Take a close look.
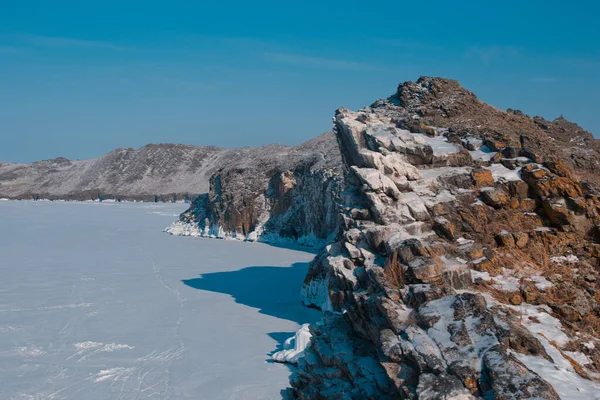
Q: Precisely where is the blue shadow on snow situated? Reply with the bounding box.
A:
[181,262,320,325]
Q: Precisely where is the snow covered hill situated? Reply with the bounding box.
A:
[0,133,339,202]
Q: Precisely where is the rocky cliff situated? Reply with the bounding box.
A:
[166,132,343,247]
[287,77,600,399]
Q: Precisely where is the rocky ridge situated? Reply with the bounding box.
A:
[286,78,600,399]
[166,132,343,247]
[0,135,342,209]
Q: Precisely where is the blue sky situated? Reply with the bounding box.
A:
[1,1,598,162]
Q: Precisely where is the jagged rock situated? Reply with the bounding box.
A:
[292,77,600,400]
[351,166,401,200]
[148,76,600,399]
[407,257,444,283]
[171,132,344,245]
[483,348,560,399]
[433,217,456,241]
[513,232,529,248]
[480,187,510,208]
[496,231,516,247]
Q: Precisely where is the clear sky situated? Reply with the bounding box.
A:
[1,1,598,162]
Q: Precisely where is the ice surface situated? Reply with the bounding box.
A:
[0,201,318,400]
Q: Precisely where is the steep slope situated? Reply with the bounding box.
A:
[286,78,600,399]
[166,132,344,247]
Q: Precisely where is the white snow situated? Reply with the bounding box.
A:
[412,133,459,155]
[530,275,553,290]
[477,289,600,398]
[506,302,571,347]
[469,146,497,161]
[0,201,319,400]
[485,163,522,182]
[271,323,312,364]
[462,136,497,161]
[471,268,553,291]
[513,335,600,399]
[551,255,579,264]
[165,220,331,249]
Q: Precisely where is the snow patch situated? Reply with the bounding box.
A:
[94,367,135,383]
[485,163,522,182]
[271,324,312,364]
[412,133,459,156]
[513,336,600,399]
[17,346,46,357]
[69,341,134,361]
[551,255,579,264]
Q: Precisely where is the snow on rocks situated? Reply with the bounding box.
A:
[351,166,401,200]
[290,104,573,399]
[164,220,203,237]
[271,324,312,364]
[550,255,579,264]
[514,336,600,399]
[485,163,522,182]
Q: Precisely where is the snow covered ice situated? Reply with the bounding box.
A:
[0,201,319,399]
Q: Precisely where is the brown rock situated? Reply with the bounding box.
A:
[496,231,515,247]
[555,305,582,322]
[508,180,530,199]
[542,200,570,227]
[480,188,510,208]
[520,198,537,212]
[433,217,456,241]
[509,293,523,305]
[545,158,574,180]
[472,258,495,273]
[522,287,539,303]
[407,257,444,283]
[484,139,507,152]
[458,208,487,233]
[513,232,529,248]
[471,168,494,187]
[469,247,485,259]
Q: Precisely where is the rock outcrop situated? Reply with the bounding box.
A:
[166,132,344,247]
[289,77,600,399]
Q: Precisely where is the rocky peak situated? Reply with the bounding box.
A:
[396,76,482,119]
[289,77,600,399]
[369,76,600,193]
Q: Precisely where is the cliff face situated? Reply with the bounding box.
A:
[166,132,344,247]
[290,78,600,399]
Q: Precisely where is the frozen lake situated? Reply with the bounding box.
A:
[0,201,319,400]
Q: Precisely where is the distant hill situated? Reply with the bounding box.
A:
[0,133,339,201]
